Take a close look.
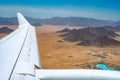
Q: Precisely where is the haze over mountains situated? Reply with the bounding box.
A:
[0,16,120,27]
[1,15,120,47]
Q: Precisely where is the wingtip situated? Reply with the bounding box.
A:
[17,12,21,16]
[17,12,30,27]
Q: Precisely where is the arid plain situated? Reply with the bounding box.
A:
[0,25,120,70]
[36,25,120,70]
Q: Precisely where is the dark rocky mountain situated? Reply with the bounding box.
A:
[59,26,120,47]
[78,36,120,47]
[0,16,120,27]
[101,25,120,32]
[0,17,42,26]
[112,21,120,26]
[57,28,71,33]
[0,17,18,25]
[0,27,14,34]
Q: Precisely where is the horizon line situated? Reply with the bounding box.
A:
[0,15,118,21]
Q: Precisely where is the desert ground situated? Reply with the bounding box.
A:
[36,25,120,70]
[0,25,120,70]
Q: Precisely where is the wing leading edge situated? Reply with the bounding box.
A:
[0,13,41,80]
[0,12,120,80]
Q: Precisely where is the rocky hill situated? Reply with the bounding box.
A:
[59,26,120,47]
[0,27,14,34]
[57,28,71,33]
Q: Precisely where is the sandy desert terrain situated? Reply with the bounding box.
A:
[36,25,120,70]
[0,25,120,70]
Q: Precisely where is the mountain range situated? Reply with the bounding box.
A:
[0,16,120,27]
[58,26,120,47]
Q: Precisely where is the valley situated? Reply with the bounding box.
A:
[0,25,120,70]
[36,25,120,70]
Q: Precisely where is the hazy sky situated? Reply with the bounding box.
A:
[0,0,120,21]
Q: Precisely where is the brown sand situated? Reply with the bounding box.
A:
[36,25,120,69]
[0,25,120,69]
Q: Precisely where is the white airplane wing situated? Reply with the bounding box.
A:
[0,13,41,80]
[0,13,120,80]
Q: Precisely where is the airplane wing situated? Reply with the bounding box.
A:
[0,12,41,80]
[0,13,120,80]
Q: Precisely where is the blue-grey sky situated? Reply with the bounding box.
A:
[0,0,120,21]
